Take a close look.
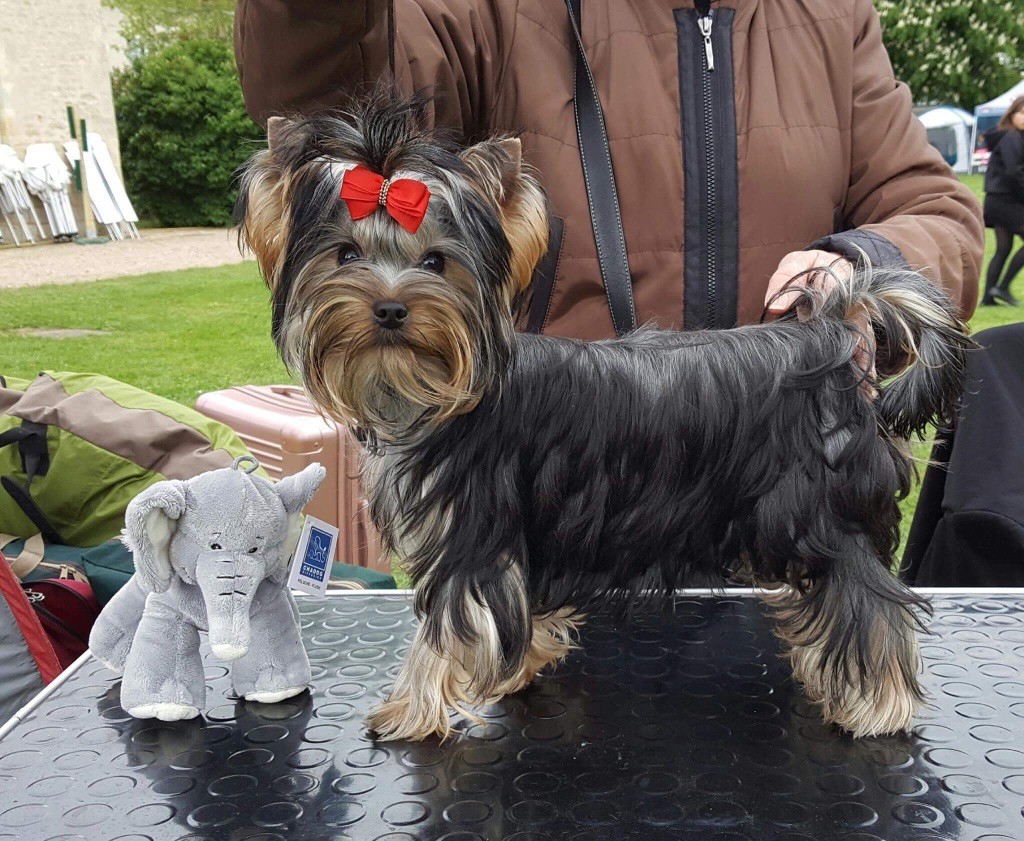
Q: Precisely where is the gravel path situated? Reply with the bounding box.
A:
[0,228,252,288]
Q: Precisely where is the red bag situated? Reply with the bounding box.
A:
[20,578,99,669]
[0,550,62,693]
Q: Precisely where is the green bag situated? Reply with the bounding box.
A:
[81,539,137,605]
[329,561,396,590]
[0,372,262,547]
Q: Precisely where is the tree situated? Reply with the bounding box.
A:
[876,1,1024,109]
[104,0,234,55]
[113,38,259,226]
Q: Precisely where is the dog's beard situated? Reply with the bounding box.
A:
[296,268,488,432]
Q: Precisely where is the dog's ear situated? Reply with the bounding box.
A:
[460,137,549,292]
[267,116,290,155]
[235,118,302,293]
[459,137,521,200]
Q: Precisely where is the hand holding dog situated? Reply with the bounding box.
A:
[767,250,876,391]
[765,250,853,316]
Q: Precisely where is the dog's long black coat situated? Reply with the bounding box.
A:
[239,95,974,737]
[386,310,931,683]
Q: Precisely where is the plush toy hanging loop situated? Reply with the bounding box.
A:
[233,454,260,474]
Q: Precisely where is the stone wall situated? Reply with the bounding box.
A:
[0,0,124,174]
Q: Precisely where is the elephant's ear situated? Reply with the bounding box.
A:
[123,480,188,593]
[275,463,327,514]
[270,464,327,584]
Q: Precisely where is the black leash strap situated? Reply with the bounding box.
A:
[0,421,64,545]
[565,0,636,336]
[0,422,51,486]
[1,477,63,545]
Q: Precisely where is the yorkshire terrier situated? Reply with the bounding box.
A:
[237,95,972,742]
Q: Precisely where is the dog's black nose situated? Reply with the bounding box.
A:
[373,301,409,330]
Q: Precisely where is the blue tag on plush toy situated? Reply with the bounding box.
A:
[288,515,339,596]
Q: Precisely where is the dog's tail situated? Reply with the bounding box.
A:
[797,259,974,438]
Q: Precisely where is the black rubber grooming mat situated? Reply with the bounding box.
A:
[1,593,1024,840]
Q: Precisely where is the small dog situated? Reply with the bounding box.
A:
[237,95,972,742]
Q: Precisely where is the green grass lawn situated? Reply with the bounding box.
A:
[2,173,1022,560]
[1,263,292,405]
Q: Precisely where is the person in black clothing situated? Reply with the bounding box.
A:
[982,95,1024,306]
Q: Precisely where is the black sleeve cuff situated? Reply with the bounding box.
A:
[807,229,910,271]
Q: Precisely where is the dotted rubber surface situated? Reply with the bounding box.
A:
[0,593,1023,840]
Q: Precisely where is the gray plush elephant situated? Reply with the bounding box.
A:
[89,456,326,721]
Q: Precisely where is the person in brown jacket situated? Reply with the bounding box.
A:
[233,0,983,341]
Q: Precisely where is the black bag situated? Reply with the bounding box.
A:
[902,323,1024,586]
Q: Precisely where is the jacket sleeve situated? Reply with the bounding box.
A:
[998,131,1024,199]
[233,0,515,137]
[808,0,984,317]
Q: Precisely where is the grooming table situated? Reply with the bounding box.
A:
[1,592,1023,840]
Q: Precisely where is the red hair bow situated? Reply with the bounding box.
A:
[339,165,431,233]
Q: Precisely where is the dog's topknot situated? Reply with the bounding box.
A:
[269,90,470,185]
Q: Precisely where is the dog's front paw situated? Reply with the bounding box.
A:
[366,694,456,742]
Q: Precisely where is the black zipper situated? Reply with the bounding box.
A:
[26,584,94,646]
[676,4,738,331]
[697,6,717,327]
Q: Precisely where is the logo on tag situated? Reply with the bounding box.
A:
[302,527,331,581]
[288,516,339,596]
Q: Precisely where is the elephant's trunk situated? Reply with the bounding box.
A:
[207,586,258,661]
[196,554,264,661]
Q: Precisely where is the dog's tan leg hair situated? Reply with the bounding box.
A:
[495,608,584,696]
[367,561,532,741]
[365,618,483,742]
[760,586,923,737]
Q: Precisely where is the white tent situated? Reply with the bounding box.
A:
[918,106,974,173]
[970,77,1024,173]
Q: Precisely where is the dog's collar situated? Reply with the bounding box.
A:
[353,426,386,456]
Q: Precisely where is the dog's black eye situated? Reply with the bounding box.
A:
[210,543,222,550]
[248,547,259,554]
[338,244,361,265]
[419,252,446,274]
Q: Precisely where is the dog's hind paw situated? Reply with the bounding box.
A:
[787,616,924,738]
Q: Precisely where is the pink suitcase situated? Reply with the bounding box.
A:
[194,385,387,572]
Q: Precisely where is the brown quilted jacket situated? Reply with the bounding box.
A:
[234,0,984,340]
